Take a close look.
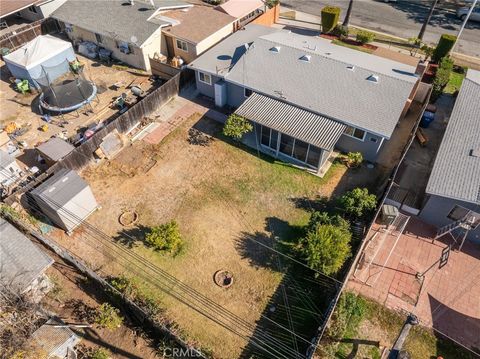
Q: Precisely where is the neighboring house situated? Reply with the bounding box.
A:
[160,5,236,63]
[420,69,480,244]
[0,0,67,25]
[216,0,266,30]
[0,218,54,299]
[36,137,74,167]
[29,168,99,233]
[50,0,192,71]
[0,149,23,188]
[32,318,81,358]
[188,25,422,175]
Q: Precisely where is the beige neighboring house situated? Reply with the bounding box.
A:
[160,5,236,63]
[216,0,266,30]
[0,0,67,24]
[50,0,193,71]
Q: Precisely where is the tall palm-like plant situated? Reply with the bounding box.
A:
[342,0,354,27]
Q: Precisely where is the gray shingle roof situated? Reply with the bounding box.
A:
[51,0,189,45]
[227,31,418,138]
[425,69,480,204]
[0,219,54,294]
[236,92,346,150]
[188,24,280,76]
[0,149,15,168]
[30,168,88,208]
[36,137,74,162]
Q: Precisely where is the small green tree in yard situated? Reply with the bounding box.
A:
[145,220,183,254]
[356,30,375,44]
[91,348,111,359]
[346,152,363,168]
[432,56,454,101]
[95,303,123,330]
[307,211,350,233]
[338,188,377,219]
[321,6,341,34]
[222,114,253,141]
[301,224,352,276]
[432,34,456,63]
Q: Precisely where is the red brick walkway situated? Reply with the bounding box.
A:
[349,216,480,351]
[143,102,227,145]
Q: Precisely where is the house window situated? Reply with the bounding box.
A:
[279,134,295,157]
[344,126,366,141]
[244,88,253,98]
[28,5,38,13]
[293,139,309,163]
[117,41,132,54]
[447,205,480,228]
[198,72,211,85]
[370,137,378,143]
[306,145,321,167]
[176,39,188,52]
[95,33,103,44]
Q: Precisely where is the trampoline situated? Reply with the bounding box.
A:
[34,59,99,116]
[39,79,97,113]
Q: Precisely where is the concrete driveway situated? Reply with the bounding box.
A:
[281,0,480,58]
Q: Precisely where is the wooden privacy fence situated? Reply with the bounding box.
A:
[5,70,194,204]
[0,18,60,51]
[2,213,203,357]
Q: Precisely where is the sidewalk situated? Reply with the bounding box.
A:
[278,7,480,70]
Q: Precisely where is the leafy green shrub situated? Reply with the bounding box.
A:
[145,220,183,254]
[432,56,454,101]
[95,303,123,330]
[265,0,279,8]
[332,25,349,39]
[432,34,456,63]
[109,276,163,317]
[300,223,352,276]
[338,188,377,219]
[346,152,363,168]
[91,348,111,359]
[356,30,375,44]
[321,6,341,34]
[307,211,350,233]
[222,114,253,141]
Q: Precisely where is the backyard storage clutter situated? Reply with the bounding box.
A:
[3,35,75,85]
[29,169,99,233]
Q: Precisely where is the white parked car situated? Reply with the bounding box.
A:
[456,6,480,22]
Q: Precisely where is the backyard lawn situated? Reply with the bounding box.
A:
[444,70,466,95]
[50,112,385,358]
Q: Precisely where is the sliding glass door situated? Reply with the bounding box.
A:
[259,125,322,169]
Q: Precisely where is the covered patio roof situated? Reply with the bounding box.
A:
[235,93,346,151]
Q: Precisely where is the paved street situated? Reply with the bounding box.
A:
[281,0,480,57]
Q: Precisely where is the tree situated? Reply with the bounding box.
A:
[222,114,253,141]
[307,211,350,234]
[95,303,123,330]
[342,0,354,27]
[432,34,457,63]
[321,6,341,34]
[338,188,377,219]
[300,224,352,276]
[145,220,183,254]
[418,0,439,40]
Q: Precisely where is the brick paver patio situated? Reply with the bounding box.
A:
[349,215,480,351]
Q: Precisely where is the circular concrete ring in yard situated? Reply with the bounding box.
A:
[214,270,234,288]
[119,211,139,226]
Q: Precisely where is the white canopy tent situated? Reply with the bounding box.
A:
[4,35,75,84]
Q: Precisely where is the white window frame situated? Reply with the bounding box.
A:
[244,88,253,98]
[198,71,211,85]
[176,39,188,52]
[343,126,366,141]
[447,205,480,229]
[95,32,103,44]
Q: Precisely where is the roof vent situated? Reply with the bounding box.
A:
[470,148,480,158]
[347,65,355,71]
[269,46,281,53]
[299,54,311,62]
[367,74,379,83]
[48,187,56,193]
